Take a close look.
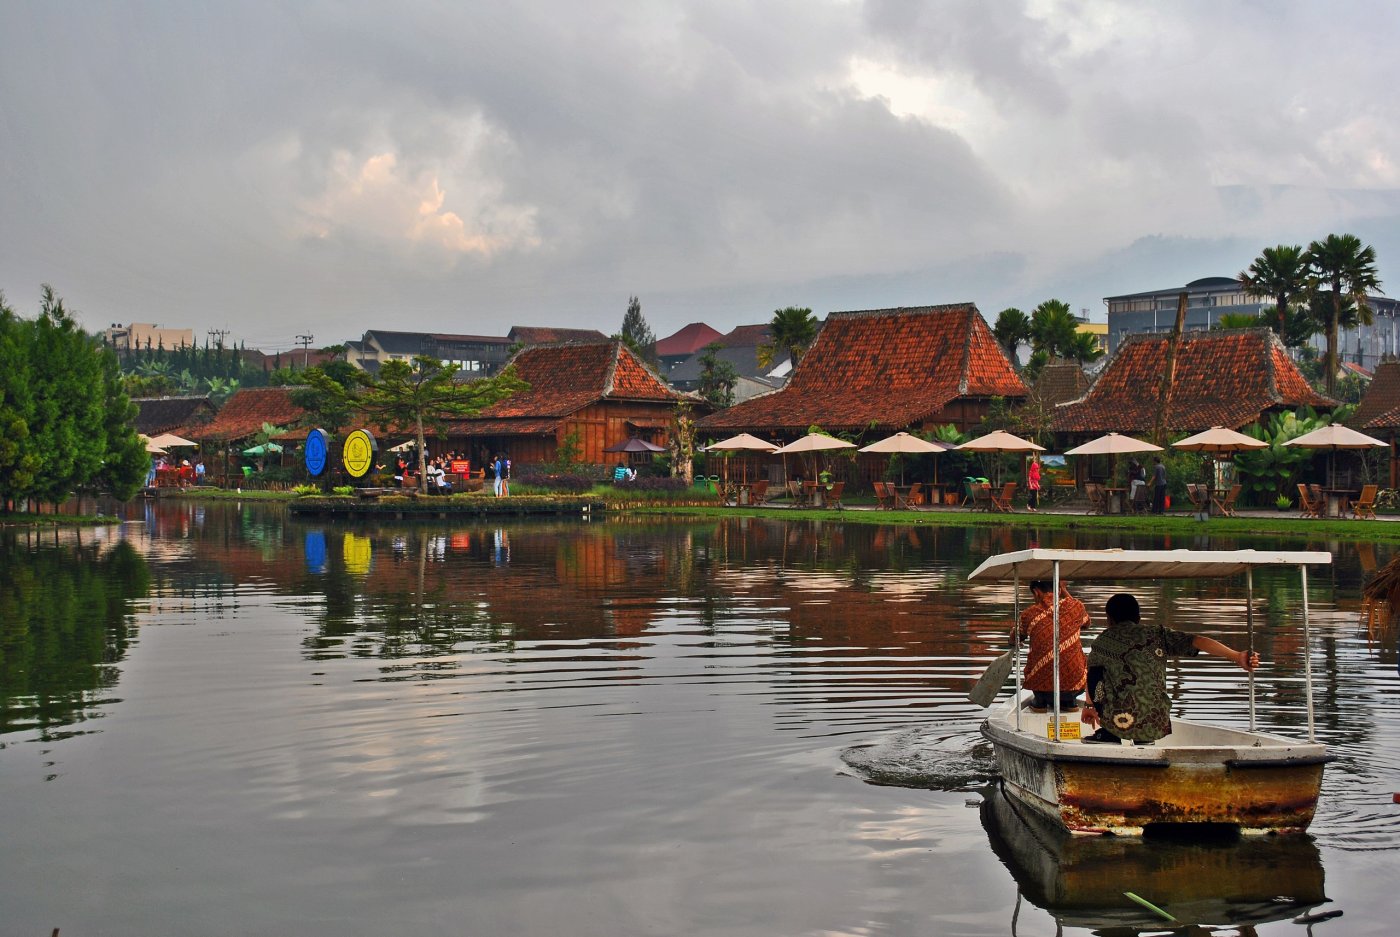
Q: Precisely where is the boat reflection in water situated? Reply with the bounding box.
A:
[980,786,1331,934]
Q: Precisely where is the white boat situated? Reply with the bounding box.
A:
[969,548,1333,835]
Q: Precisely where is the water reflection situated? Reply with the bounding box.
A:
[981,786,1328,934]
[0,531,149,740]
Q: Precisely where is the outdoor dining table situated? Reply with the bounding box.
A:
[1322,488,1356,518]
[1102,486,1128,515]
[803,481,825,508]
[890,484,916,510]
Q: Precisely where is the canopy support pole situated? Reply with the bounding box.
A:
[1051,560,1061,742]
[1300,564,1316,742]
[1246,567,1256,732]
[1013,566,1022,732]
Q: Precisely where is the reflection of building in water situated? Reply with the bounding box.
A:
[981,787,1326,931]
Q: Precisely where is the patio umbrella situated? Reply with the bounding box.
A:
[141,435,166,455]
[1065,432,1163,488]
[958,430,1044,485]
[604,437,666,453]
[241,442,284,457]
[388,440,417,453]
[774,432,856,484]
[1172,425,1266,493]
[1284,424,1386,487]
[704,433,780,483]
[1064,432,1163,456]
[858,432,947,485]
[148,432,198,448]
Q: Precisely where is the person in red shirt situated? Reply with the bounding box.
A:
[1015,580,1089,712]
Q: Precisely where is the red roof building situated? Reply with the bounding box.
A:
[696,304,1026,434]
[191,386,309,442]
[450,341,694,467]
[1052,328,1334,435]
[655,322,724,358]
[1352,358,1400,486]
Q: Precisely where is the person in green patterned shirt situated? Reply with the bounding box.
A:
[1081,593,1260,744]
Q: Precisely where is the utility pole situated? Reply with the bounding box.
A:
[297,334,314,370]
[1153,292,1188,447]
[207,328,229,350]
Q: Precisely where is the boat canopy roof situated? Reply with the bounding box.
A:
[967,548,1331,582]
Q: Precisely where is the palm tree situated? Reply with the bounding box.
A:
[1238,245,1308,341]
[1303,233,1382,395]
[1029,299,1079,360]
[1065,331,1105,366]
[992,308,1032,363]
[758,306,818,369]
[1212,312,1262,331]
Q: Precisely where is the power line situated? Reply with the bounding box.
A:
[296,333,314,369]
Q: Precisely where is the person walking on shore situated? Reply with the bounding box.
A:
[1151,456,1168,514]
[1026,454,1041,512]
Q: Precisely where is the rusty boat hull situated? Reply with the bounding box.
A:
[983,697,1328,835]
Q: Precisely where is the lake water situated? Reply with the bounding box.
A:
[2,502,1397,936]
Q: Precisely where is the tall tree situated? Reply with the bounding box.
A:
[1238,244,1308,342]
[351,356,528,492]
[0,293,39,504]
[93,349,149,501]
[618,296,656,362]
[1029,299,1079,360]
[992,307,1032,364]
[1065,331,1105,366]
[758,306,818,369]
[1304,233,1382,395]
[696,343,738,408]
[25,286,105,506]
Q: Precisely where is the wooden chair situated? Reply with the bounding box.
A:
[905,482,923,510]
[827,481,846,511]
[971,483,994,511]
[872,481,894,510]
[991,482,1017,512]
[1084,483,1106,515]
[749,480,769,506]
[1353,484,1379,519]
[1184,483,1207,512]
[1211,484,1242,518]
[1297,483,1321,518]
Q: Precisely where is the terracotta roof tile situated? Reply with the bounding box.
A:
[1355,359,1400,430]
[507,326,609,345]
[133,396,216,435]
[465,341,685,422]
[191,387,308,441]
[1052,328,1334,434]
[1030,362,1091,407]
[697,305,1026,432]
[718,324,773,348]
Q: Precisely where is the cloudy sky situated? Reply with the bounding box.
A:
[5,1,1400,354]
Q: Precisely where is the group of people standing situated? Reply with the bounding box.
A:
[1025,454,1170,514]
[1015,579,1258,744]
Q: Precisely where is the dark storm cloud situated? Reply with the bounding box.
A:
[3,1,1400,345]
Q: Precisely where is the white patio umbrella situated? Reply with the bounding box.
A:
[957,430,1046,453]
[1171,426,1267,453]
[1063,432,1163,456]
[1065,432,1163,488]
[1284,424,1387,487]
[148,432,198,448]
[958,430,1044,485]
[140,435,166,455]
[859,432,947,484]
[704,433,779,483]
[773,432,855,484]
[1173,425,1267,494]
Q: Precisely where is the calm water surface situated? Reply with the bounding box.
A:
[2,502,1397,936]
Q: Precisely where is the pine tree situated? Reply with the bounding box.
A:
[618,296,656,362]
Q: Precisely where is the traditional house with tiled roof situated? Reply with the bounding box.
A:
[191,386,309,444]
[1352,358,1400,485]
[1030,362,1091,408]
[449,341,694,468]
[1052,328,1334,437]
[133,395,216,436]
[507,325,609,345]
[697,304,1026,436]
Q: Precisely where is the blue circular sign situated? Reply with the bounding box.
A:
[304,428,329,477]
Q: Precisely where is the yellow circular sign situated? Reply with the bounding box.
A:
[342,429,377,478]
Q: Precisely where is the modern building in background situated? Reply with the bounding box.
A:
[102,322,196,353]
[1104,276,1400,367]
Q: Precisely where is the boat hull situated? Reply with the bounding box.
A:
[983,702,1327,835]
